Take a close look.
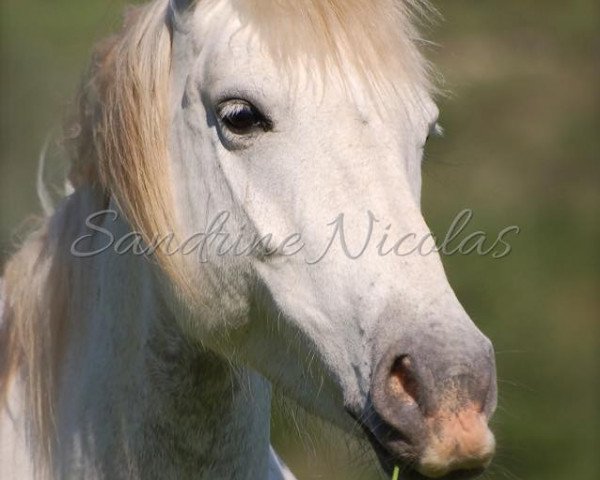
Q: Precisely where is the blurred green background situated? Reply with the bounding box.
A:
[1,1,598,479]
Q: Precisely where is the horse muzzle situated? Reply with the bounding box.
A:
[352,336,497,479]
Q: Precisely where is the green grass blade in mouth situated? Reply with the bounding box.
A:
[392,465,400,480]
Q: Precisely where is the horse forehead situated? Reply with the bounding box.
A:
[185,0,438,134]
[195,36,436,131]
[188,11,280,90]
[191,4,419,82]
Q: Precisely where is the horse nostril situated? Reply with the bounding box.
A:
[389,355,420,406]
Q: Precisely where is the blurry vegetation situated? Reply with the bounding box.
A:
[1,1,598,479]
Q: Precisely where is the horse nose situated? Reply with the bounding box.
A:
[369,340,497,478]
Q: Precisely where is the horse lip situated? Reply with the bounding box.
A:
[346,409,416,477]
[346,409,488,480]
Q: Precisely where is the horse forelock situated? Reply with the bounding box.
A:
[231,0,437,98]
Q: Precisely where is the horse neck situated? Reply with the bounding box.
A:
[56,202,272,478]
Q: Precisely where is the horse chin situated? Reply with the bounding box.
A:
[369,441,486,480]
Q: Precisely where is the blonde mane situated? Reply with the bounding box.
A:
[0,2,178,473]
[0,0,434,476]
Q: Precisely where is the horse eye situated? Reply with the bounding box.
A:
[217,100,271,135]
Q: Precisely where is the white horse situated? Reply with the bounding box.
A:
[0,1,497,479]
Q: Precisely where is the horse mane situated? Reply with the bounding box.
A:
[0,1,178,474]
[0,0,434,476]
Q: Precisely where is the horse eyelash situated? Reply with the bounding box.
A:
[218,102,251,119]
